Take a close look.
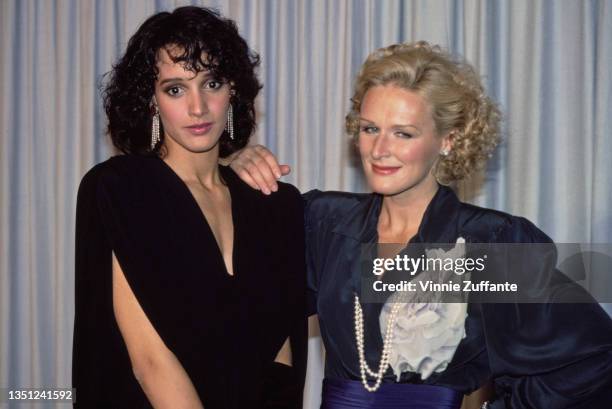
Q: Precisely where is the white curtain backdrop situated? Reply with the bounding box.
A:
[1,1,611,408]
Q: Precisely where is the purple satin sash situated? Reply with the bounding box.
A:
[321,378,463,409]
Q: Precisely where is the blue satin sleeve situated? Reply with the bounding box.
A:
[302,189,366,316]
[481,217,612,408]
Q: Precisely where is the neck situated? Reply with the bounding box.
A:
[378,178,439,243]
[162,143,221,188]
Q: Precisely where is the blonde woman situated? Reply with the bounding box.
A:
[230,42,612,408]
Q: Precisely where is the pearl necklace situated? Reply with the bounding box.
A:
[354,294,403,392]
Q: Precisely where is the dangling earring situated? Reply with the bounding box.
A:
[151,108,160,150]
[226,104,234,140]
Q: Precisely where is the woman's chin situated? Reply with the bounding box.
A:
[369,184,405,197]
[366,172,438,199]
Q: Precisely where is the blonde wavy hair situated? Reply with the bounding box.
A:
[346,41,501,184]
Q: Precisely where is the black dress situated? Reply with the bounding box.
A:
[72,155,307,408]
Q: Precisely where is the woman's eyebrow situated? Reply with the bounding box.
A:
[393,123,420,131]
[158,77,187,86]
[359,117,420,131]
[158,72,213,86]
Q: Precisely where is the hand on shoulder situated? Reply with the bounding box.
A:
[228,145,291,194]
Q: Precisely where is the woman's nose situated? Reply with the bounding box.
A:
[371,133,390,159]
[188,93,208,117]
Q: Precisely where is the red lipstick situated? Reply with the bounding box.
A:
[371,164,401,175]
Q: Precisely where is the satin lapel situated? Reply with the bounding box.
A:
[411,185,463,245]
[329,194,379,298]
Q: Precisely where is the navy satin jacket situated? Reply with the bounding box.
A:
[304,186,612,409]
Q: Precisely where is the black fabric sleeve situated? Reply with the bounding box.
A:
[95,165,187,355]
[261,183,307,408]
[286,184,308,406]
[72,165,150,408]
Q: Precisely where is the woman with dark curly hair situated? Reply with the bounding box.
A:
[230,42,612,408]
[72,6,306,409]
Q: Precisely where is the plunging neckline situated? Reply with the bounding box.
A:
[157,157,238,279]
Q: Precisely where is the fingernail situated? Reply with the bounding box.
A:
[274,172,281,179]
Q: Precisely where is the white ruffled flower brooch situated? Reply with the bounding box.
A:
[379,237,469,380]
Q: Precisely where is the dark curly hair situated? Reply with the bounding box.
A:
[103,6,261,157]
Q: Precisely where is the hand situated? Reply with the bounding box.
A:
[229,145,291,194]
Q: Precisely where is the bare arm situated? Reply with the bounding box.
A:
[228,145,291,195]
[274,337,292,367]
[112,253,205,409]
